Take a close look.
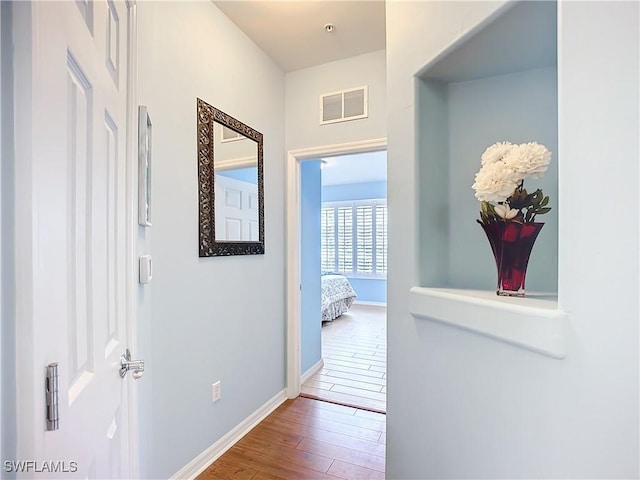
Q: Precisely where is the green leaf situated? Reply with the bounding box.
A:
[536,207,551,215]
[533,190,543,204]
[540,196,549,207]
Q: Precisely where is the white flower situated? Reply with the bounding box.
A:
[494,203,518,220]
[472,162,520,203]
[503,142,551,180]
[481,142,514,165]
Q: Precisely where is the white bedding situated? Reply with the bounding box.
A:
[321,274,357,322]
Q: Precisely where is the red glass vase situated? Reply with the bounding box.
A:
[480,221,544,297]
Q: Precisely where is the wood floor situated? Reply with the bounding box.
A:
[302,304,387,413]
[197,396,385,480]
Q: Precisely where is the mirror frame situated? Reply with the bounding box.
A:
[197,98,264,256]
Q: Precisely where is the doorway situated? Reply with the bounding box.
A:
[285,139,387,413]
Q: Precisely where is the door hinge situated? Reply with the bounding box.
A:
[45,362,59,431]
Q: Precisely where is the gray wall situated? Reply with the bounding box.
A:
[386,1,638,478]
[137,2,286,478]
[0,1,16,471]
[300,160,322,374]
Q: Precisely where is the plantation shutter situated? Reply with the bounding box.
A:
[336,207,353,273]
[321,208,335,272]
[320,200,387,278]
[356,205,374,274]
[375,204,388,275]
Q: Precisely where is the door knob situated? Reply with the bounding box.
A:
[119,349,144,379]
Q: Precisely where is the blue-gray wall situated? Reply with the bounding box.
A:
[301,161,322,375]
[137,3,286,477]
[446,67,558,290]
[348,278,386,304]
[418,67,558,291]
[322,180,386,202]
[322,180,387,304]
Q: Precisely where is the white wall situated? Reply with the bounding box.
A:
[286,49,386,150]
[137,2,285,478]
[386,1,639,478]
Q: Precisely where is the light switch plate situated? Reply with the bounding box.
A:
[139,255,152,284]
[212,381,221,403]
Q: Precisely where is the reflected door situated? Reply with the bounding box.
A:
[215,174,259,241]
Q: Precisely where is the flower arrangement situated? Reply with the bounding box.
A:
[472,141,552,225]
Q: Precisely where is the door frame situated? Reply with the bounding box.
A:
[0,0,5,459]
[11,1,140,475]
[124,1,140,476]
[285,138,387,398]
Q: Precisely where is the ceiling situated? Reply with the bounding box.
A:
[321,151,386,186]
[213,1,386,72]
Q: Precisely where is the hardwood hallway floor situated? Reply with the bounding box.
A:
[197,396,385,480]
[302,304,387,413]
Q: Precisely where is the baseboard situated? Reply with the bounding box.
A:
[300,358,324,385]
[353,300,387,307]
[170,389,288,480]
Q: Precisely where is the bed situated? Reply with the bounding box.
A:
[321,274,357,322]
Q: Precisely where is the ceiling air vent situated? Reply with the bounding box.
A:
[319,86,368,125]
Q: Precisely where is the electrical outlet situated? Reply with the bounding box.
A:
[211,381,221,403]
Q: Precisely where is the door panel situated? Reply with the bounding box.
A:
[67,52,94,400]
[18,1,134,477]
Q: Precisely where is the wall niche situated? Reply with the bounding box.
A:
[417,0,558,294]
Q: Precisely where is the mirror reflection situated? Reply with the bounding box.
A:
[213,123,259,241]
[197,98,264,256]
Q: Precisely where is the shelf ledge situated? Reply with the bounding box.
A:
[409,287,568,359]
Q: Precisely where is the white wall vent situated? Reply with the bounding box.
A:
[319,86,368,125]
[221,125,242,143]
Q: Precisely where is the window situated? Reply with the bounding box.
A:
[321,199,387,277]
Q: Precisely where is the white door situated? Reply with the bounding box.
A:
[215,174,259,241]
[13,1,137,478]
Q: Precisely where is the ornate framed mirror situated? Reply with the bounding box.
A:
[197,98,264,256]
